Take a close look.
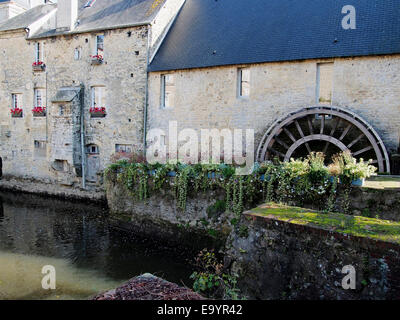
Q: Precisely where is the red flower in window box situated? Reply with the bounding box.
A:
[10,107,23,117]
[90,106,106,118]
[32,61,45,71]
[90,55,103,65]
[32,106,46,117]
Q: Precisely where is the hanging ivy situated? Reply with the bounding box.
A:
[105,151,376,216]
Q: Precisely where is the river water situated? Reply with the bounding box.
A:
[0,191,194,300]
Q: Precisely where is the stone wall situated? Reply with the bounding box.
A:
[105,175,234,250]
[0,0,184,186]
[225,211,400,300]
[148,55,400,159]
[0,26,149,185]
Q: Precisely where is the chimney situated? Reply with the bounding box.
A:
[56,0,78,31]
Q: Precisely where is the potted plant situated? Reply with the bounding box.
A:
[90,54,103,65]
[330,151,377,187]
[10,107,23,118]
[90,106,107,118]
[32,61,45,71]
[32,106,46,117]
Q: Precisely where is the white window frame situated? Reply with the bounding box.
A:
[91,86,105,108]
[95,34,104,56]
[34,88,45,108]
[316,62,334,105]
[161,74,175,109]
[12,93,22,109]
[115,144,133,153]
[237,68,250,98]
[35,42,43,62]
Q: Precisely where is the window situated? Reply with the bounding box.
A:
[84,0,97,7]
[35,42,43,62]
[238,68,250,97]
[87,144,99,154]
[115,144,133,153]
[34,88,46,108]
[52,159,68,172]
[74,47,81,60]
[316,63,334,104]
[161,74,175,108]
[11,93,22,109]
[34,140,46,158]
[160,135,166,146]
[95,35,104,56]
[59,105,65,116]
[91,86,105,107]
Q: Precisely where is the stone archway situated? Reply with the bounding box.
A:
[256,106,390,173]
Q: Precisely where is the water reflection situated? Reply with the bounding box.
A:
[0,191,193,300]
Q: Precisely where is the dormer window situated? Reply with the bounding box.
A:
[84,0,97,7]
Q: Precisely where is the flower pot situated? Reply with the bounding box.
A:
[207,172,217,179]
[351,178,365,187]
[11,112,23,118]
[33,111,46,117]
[32,64,45,72]
[260,174,271,182]
[90,112,106,118]
[91,58,103,65]
[167,171,176,177]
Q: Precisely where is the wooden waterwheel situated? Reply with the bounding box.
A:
[256,106,390,173]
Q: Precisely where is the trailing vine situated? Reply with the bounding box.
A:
[104,151,376,216]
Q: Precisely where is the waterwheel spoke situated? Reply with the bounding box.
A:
[352,145,374,156]
[323,117,341,153]
[339,123,352,141]
[295,120,311,153]
[275,137,290,150]
[283,128,296,143]
[347,134,365,149]
[320,115,325,134]
[307,117,314,135]
[268,148,286,159]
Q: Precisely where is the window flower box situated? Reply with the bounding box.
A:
[32,61,45,71]
[10,107,23,118]
[90,106,106,118]
[90,55,103,65]
[32,107,46,117]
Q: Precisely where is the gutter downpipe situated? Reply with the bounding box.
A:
[80,84,86,189]
[143,25,151,157]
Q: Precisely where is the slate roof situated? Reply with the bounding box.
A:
[32,0,167,38]
[0,3,56,32]
[0,0,166,36]
[0,0,29,8]
[149,0,400,71]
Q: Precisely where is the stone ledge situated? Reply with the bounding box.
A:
[0,176,106,203]
[246,203,400,247]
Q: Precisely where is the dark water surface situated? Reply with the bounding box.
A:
[0,191,194,300]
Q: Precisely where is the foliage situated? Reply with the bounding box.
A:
[104,151,377,214]
[190,249,243,300]
[330,151,377,184]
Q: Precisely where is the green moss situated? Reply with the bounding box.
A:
[250,203,400,244]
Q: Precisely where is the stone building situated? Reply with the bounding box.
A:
[1,0,400,191]
[148,0,400,174]
[0,0,184,186]
[0,0,49,23]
